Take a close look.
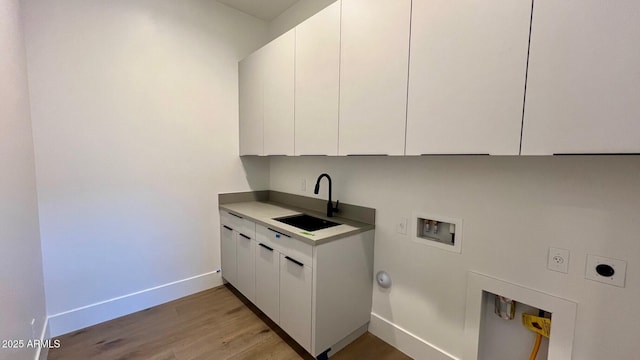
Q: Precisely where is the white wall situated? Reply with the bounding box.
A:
[268,0,337,40]
[270,156,640,360]
[22,0,270,336]
[0,0,48,359]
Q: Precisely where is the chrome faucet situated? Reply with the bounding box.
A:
[314,173,339,217]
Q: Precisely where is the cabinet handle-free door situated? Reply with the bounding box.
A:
[285,256,304,267]
[259,243,274,251]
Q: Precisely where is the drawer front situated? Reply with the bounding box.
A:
[256,225,313,267]
[220,210,255,239]
[220,210,236,228]
[237,217,255,239]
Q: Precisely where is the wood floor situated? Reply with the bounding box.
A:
[48,285,411,360]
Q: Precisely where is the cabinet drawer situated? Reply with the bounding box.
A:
[220,210,235,227]
[237,218,255,239]
[256,225,312,267]
[220,211,255,239]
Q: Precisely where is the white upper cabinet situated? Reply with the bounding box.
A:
[239,48,264,156]
[338,0,411,155]
[405,0,531,155]
[295,2,341,155]
[263,30,296,156]
[522,0,640,155]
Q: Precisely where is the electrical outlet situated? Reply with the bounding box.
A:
[547,247,570,273]
[585,254,627,287]
[300,178,306,192]
[396,218,408,235]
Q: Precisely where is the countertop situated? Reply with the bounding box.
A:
[219,201,375,245]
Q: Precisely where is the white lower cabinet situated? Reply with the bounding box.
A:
[220,223,237,286]
[235,233,256,303]
[255,243,280,323]
[222,216,374,358]
[220,211,256,302]
[279,254,313,351]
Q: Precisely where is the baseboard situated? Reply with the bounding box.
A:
[369,313,459,360]
[48,271,221,337]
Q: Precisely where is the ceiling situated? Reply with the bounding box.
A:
[217,0,300,21]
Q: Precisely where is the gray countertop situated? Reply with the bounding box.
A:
[219,201,375,245]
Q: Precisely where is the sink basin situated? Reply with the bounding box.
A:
[273,214,340,232]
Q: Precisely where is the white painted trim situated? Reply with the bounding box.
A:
[369,313,458,360]
[48,271,222,337]
[34,317,49,360]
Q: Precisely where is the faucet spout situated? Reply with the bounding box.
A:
[314,173,339,217]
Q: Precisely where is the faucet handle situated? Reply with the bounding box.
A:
[333,200,340,212]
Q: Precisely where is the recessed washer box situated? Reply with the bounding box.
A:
[464,272,577,360]
[412,212,463,254]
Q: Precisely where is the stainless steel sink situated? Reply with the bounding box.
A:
[273,214,340,232]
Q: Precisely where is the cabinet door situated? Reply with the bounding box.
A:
[239,48,264,156]
[235,233,255,302]
[405,0,530,155]
[255,243,280,323]
[279,254,312,352]
[263,30,295,156]
[295,2,340,155]
[522,0,640,155]
[339,0,411,155]
[220,224,237,286]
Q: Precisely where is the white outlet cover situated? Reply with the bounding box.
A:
[585,254,627,287]
[547,247,570,273]
[396,218,408,235]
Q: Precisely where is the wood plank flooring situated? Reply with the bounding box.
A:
[48,285,411,360]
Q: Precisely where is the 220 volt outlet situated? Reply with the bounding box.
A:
[547,247,570,273]
[585,254,627,288]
